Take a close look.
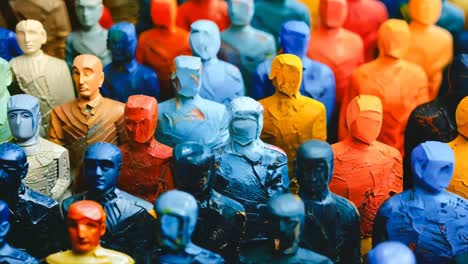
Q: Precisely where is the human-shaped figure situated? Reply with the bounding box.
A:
[219,0,276,93]
[373,141,468,264]
[214,96,289,240]
[103,0,139,24]
[260,54,327,181]
[7,94,70,200]
[156,56,229,149]
[298,0,320,30]
[101,22,160,103]
[0,143,64,259]
[136,0,192,101]
[0,28,21,61]
[338,19,429,155]
[252,20,335,124]
[10,19,75,136]
[240,193,333,264]
[46,200,135,264]
[295,140,361,264]
[450,0,468,30]
[331,95,402,254]
[190,20,244,104]
[154,190,225,263]
[66,0,111,69]
[117,95,173,203]
[0,59,12,143]
[62,142,156,263]
[173,142,246,262]
[368,241,416,264]
[48,54,126,193]
[177,0,230,32]
[0,200,38,264]
[437,0,465,36]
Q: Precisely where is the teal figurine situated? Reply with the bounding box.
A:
[0,59,12,143]
[0,28,22,61]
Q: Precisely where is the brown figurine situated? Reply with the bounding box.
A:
[103,0,139,24]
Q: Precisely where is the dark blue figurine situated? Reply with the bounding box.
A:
[295,140,361,264]
[252,20,335,123]
[368,241,416,264]
[136,0,152,34]
[0,28,22,61]
[154,190,225,264]
[373,141,468,264]
[101,22,160,103]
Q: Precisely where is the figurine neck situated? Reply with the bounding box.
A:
[318,24,341,34]
[201,56,218,65]
[347,136,374,149]
[275,90,300,99]
[112,58,138,71]
[81,23,104,34]
[232,140,262,162]
[88,187,117,202]
[72,245,103,256]
[22,49,44,58]
[129,136,157,149]
[377,54,402,63]
[300,188,331,202]
[410,20,432,30]
[15,135,40,155]
[176,93,200,104]
[228,24,251,32]
[413,180,443,196]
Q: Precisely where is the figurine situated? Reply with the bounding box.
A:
[239,193,333,264]
[7,94,70,200]
[437,0,465,36]
[136,0,152,34]
[0,59,12,143]
[368,241,416,264]
[373,141,468,264]
[155,56,229,148]
[154,190,225,263]
[190,20,244,104]
[338,19,429,155]
[259,54,327,183]
[331,95,402,254]
[0,28,22,61]
[219,0,276,92]
[99,4,114,29]
[101,22,160,102]
[0,142,64,259]
[10,19,75,136]
[47,54,126,193]
[177,0,230,32]
[0,200,38,264]
[117,95,174,203]
[252,20,335,124]
[103,0,139,24]
[47,200,135,264]
[136,0,192,101]
[62,142,157,263]
[297,0,320,30]
[173,142,246,262]
[66,0,111,69]
[214,96,289,240]
[450,0,468,29]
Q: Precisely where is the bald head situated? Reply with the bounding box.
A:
[15,20,47,55]
[72,55,104,100]
[68,200,106,224]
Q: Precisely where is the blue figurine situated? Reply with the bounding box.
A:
[252,20,336,122]
[155,55,230,149]
[368,241,416,264]
[437,0,465,36]
[154,190,225,264]
[190,20,245,104]
[136,0,152,34]
[373,141,468,264]
[0,28,22,61]
[101,22,160,103]
[214,96,289,241]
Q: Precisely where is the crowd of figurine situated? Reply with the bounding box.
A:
[0,0,467,263]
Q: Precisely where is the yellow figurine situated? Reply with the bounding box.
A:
[298,0,320,30]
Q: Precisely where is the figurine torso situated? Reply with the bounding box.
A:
[0,246,38,264]
[177,0,230,31]
[66,28,112,68]
[448,136,468,198]
[157,243,225,264]
[46,246,135,264]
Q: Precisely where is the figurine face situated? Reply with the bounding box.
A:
[0,143,28,195]
[456,97,468,138]
[320,0,348,28]
[173,56,202,97]
[84,143,122,193]
[7,95,41,143]
[150,0,177,29]
[0,58,12,91]
[280,21,310,58]
[409,0,442,25]
[449,54,468,96]
[76,0,104,28]
[229,97,263,145]
[125,95,158,143]
[346,95,383,144]
[190,20,221,61]
[231,118,258,146]
[15,20,47,55]
[368,241,416,264]
[108,22,137,63]
[72,55,104,100]
[228,0,254,26]
[378,19,410,59]
[269,54,302,97]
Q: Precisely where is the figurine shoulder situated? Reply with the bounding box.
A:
[97,247,135,264]
[102,97,125,116]
[117,189,153,211]
[213,191,246,214]
[263,143,287,163]
[220,61,242,80]
[433,26,453,42]
[45,250,72,264]
[38,137,68,156]
[24,188,58,208]
[152,141,173,160]
[330,193,360,221]
[0,248,38,264]
[377,192,404,216]
[373,141,402,160]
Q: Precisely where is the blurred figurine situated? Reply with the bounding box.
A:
[0,143,64,259]
[136,0,152,34]
[373,141,468,264]
[103,0,139,24]
[136,0,192,101]
[0,28,22,61]
[66,0,111,69]
[118,95,174,203]
[298,0,320,30]
[173,142,246,262]
[7,95,70,200]
[190,20,244,104]
[102,22,160,102]
[437,0,465,36]
[156,56,229,148]
[47,200,134,264]
[0,59,12,143]
[99,4,114,29]
[10,19,75,136]
[214,96,289,240]
[240,193,333,264]
[450,0,468,30]
[154,190,225,263]
[177,0,230,31]
[368,241,416,264]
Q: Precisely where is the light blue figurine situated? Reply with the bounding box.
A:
[252,20,336,123]
[155,55,230,149]
[0,28,22,61]
[368,241,416,264]
[101,22,160,103]
[0,59,12,143]
[437,0,465,36]
[190,20,244,104]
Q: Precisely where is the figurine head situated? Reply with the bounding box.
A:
[15,20,47,56]
[190,20,220,62]
[448,54,468,97]
[75,0,104,29]
[125,95,158,144]
[72,54,104,101]
[0,58,12,95]
[269,54,302,97]
[228,0,254,26]
[172,56,202,98]
[0,143,28,199]
[7,95,41,144]
[150,0,177,30]
[456,97,468,138]
[377,19,411,59]
[280,21,310,59]
[368,241,416,264]
[409,0,442,25]
[411,141,454,193]
[0,200,10,245]
[155,190,198,251]
[320,0,348,28]
[84,142,122,194]
[346,95,383,144]
[67,200,106,253]
[228,97,264,146]
[108,22,137,63]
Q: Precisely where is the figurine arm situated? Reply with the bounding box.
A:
[312,103,327,141]
[389,151,403,195]
[47,109,66,146]
[50,149,71,201]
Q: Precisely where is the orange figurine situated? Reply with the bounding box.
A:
[136,0,191,101]
[330,95,402,255]
[338,19,429,155]
[177,0,230,32]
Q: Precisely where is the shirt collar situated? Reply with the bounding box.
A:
[76,94,103,115]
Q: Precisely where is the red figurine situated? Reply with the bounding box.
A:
[177,0,230,32]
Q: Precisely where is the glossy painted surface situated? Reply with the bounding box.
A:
[368,241,416,264]
[0,59,12,143]
[0,28,21,61]
[177,0,230,32]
